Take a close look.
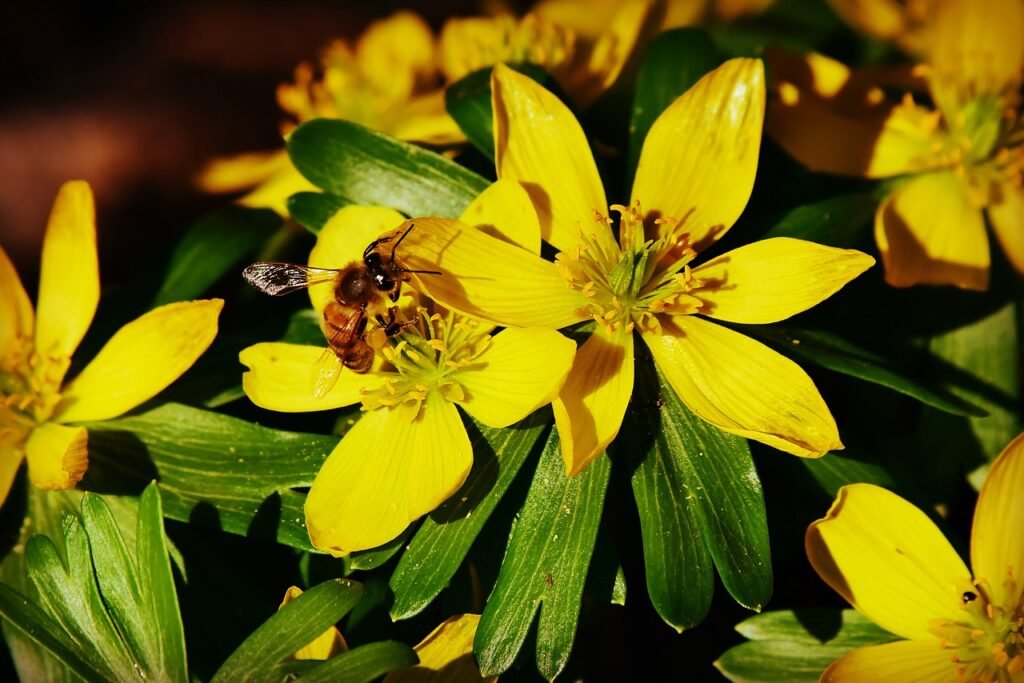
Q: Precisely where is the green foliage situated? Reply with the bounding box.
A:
[474,429,610,681]
[715,609,895,682]
[287,119,488,218]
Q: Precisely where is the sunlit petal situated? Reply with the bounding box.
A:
[196,149,291,194]
[391,92,466,145]
[491,64,612,252]
[806,483,971,640]
[307,206,408,318]
[401,217,588,328]
[645,315,841,457]
[34,180,99,364]
[768,52,946,178]
[632,58,764,251]
[0,245,33,360]
[0,446,24,511]
[237,164,318,217]
[987,182,1024,277]
[54,300,223,423]
[25,422,88,491]
[970,431,1024,609]
[305,392,472,555]
[384,614,492,683]
[239,342,383,413]
[690,238,875,324]
[355,10,437,101]
[456,327,575,429]
[821,640,956,683]
[460,179,542,254]
[552,324,633,476]
[874,172,989,291]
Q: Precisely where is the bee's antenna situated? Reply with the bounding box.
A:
[390,223,415,261]
[404,268,442,276]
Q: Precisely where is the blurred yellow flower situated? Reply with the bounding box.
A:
[825,0,934,55]
[384,614,493,682]
[198,11,462,215]
[0,181,222,509]
[769,0,1024,291]
[239,199,575,555]
[403,62,874,476]
[806,432,1024,681]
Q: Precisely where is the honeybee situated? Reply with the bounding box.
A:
[243,224,438,397]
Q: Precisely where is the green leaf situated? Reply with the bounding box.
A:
[628,28,724,179]
[738,325,987,417]
[288,119,489,218]
[153,206,280,306]
[299,641,418,683]
[921,301,1022,489]
[759,194,877,248]
[715,609,895,683]
[389,414,547,620]
[624,356,772,631]
[0,584,108,682]
[288,192,352,235]
[474,428,610,681]
[445,63,559,159]
[797,450,900,499]
[211,579,363,683]
[85,403,336,551]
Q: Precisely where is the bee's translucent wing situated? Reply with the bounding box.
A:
[242,262,340,296]
[311,346,343,399]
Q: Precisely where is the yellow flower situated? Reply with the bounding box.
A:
[279,586,348,660]
[440,0,653,106]
[0,181,222,508]
[805,432,1024,681]
[239,199,575,555]
[198,11,462,215]
[384,614,493,682]
[825,0,934,55]
[768,0,1024,291]
[402,62,874,476]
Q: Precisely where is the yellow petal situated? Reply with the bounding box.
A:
[0,245,33,360]
[806,483,971,640]
[401,217,588,328]
[307,206,408,319]
[820,640,957,683]
[556,0,653,106]
[631,58,764,252]
[305,392,472,555]
[552,324,634,476]
[459,179,542,254]
[279,586,348,660]
[767,52,945,178]
[825,0,924,51]
[927,0,1024,98]
[239,342,383,413]
[491,64,612,252]
[54,300,222,423]
[644,315,841,457]
[384,614,493,683]
[237,163,318,217]
[970,431,1024,609]
[690,238,875,324]
[455,327,575,429]
[0,445,25,510]
[34,180,99,363]
[390,92,466,146]
[987,182,1024,277]
[25,422,88,491]
[196,149,291,194]
[874,172,990,291]
[356,11,437,102]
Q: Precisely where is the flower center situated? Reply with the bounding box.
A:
[555,202,709,335]
[931,570,1024,681]
[0,340,65,446]
[358,308,491,420]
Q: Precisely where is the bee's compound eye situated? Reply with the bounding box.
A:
[962,591,978,604]
[365,252,382,268]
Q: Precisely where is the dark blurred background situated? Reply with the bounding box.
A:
[0,0,481,289]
